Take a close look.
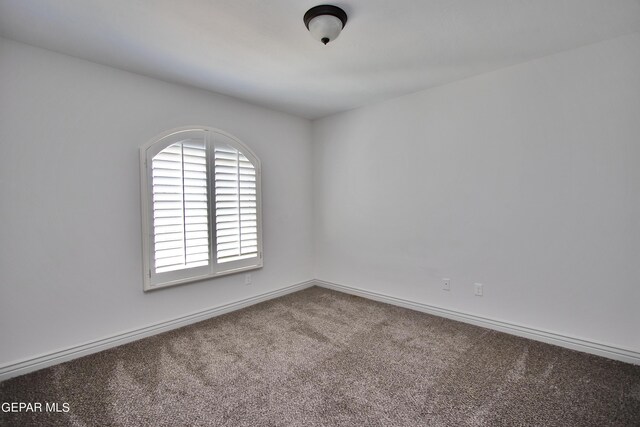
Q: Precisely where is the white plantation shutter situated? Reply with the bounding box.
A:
[152,139,209,273]
[141,127,262,291]
[214,144,258,263]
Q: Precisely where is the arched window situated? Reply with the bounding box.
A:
[140,127,262,291]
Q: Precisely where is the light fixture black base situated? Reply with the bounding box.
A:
[303,5,348,30]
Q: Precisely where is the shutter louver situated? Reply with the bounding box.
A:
[152,139,209,273]
[214,145,258,263]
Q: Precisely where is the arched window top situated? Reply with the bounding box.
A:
[140,126,262,291]
[141,126,261,172]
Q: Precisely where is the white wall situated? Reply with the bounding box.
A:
[0,38,314,365]
[313,33,640,353]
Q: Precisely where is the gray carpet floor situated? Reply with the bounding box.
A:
[1,286,639,426]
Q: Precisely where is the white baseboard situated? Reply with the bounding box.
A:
[3,278,637,382]
[314,279,640,365]
[0,280,315,381]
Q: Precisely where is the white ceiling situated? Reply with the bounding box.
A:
[1,0,639,119]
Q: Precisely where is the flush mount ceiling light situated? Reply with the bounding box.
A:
[303,5,348,45]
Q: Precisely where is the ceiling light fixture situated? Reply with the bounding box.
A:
[303,5,348,45]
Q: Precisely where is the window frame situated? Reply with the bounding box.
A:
[140,126,263,291]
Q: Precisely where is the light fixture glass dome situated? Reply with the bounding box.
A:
[308,14,343,45]
[304,5,348,45]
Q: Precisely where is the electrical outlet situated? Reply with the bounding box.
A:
[244,274,252,285]
[474,283,483,296]
[442,278,451,291]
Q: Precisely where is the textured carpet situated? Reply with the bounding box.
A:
[1,286,639,426]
